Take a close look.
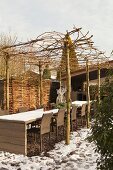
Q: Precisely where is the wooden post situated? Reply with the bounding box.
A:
[21,78,24,107]
[39,61,43,106]
[98,63,100,103]
[86,59,90,128]
[59,70,62,103]
[65,32,71,145]
[5,53,10,111]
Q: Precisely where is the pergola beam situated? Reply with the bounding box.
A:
[0,27,109,145]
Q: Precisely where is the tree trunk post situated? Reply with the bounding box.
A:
[5,53,10,111]
[98,63,100,104]
[59,70,62,102]
[86,59,90,128]
[39,61,43,107]
[65,32,71,145]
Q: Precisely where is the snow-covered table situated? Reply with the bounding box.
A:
[72,100,88,107]
[0,108,58,124]
[0,108,58,155]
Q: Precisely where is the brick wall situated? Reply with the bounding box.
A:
[3,78,51,113]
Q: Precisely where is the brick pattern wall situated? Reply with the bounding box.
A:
[4,78,51,113]
[42,79,51,106]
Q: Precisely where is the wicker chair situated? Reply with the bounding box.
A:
[77,104,87,127]
[18,107,28,113]
[81,104,87,126]
[28,112,53,152]
[51,108,65,140]
[71,106,77,131]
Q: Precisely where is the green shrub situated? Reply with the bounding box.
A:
[88,77,113,170]
[54,103,66,109]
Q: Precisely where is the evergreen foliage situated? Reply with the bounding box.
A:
[53,102,66,109]
[88,72,113,170]
[60,35,79,75]
[43,65,51,79]
[89,85,98,100]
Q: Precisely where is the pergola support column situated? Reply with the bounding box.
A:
[6,53,10,111]
[98,64,101,103]
[39,61,43,106]
[65,32,71,145]
[86,59,90,128]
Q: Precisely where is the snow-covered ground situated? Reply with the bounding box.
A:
[0,128,99,170]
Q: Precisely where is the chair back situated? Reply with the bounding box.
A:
[0,109,9,116]
[57,109,65,126]
[71,106,77,121]
[40,112,53,135]
[81,104,87,116]
[18,107,28,113]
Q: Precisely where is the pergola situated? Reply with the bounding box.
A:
[0,27,110,145]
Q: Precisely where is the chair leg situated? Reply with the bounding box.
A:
[70,120,72,132]
[49,132,51,142]
[75,120,77,130]
[72,121,73,132]
[40,134,42,152]
[56,126,58,141]
[34,132,36,142]
[76,119,78,129]
[63,126,65,137]
[82,116,85,127]
[51,124,54,132]
[81,117,83,127]
[62,125,65,140]
[77,118,82,128]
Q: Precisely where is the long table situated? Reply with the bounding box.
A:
[72,100,88,107]
[0,108,58,155]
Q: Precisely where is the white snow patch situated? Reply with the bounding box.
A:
[0,128,99,170]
